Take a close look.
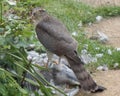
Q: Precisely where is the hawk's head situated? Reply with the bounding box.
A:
[30,7,46,24]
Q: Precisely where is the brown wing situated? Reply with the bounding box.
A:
[35,16,77,55]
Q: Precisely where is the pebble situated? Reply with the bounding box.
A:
[114,63,119,69]
[96,53,103,58]
[72,31,78,36]
[96,16,103,22]
[116,48,120,51]
[107,49,112,55]
[97,65,108,71]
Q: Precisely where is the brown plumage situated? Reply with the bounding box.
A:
[31,7,106,92]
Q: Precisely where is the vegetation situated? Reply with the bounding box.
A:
[0,0,120,95]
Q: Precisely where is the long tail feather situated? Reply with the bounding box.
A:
[65,52,97,91]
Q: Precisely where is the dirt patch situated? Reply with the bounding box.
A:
[77,0,120,47]
[75,1,120,96]
[76,70,120,96]
[85,17,120,48]
[78,0,120,7]
[82,17,120,96]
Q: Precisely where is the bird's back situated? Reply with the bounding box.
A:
[35,14,77,56]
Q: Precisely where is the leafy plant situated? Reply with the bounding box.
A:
[1,0,120,95]
[95,6,120,17]
[0,68,28,96]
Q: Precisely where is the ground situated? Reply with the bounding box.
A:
[86,17,120,48]
[78,0,120,7]
[76,0,120,96]
[76,70,120,96]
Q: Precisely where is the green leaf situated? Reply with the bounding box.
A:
[0,28,4,33]
[0,68,28,96]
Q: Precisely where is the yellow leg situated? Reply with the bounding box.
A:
[45,51,53,67]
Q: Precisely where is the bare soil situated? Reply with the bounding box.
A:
[76,0,120,96]
[86,17,120,48]
[78,0,120,7]
[76,70,120,96]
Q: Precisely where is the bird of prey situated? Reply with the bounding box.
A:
[31,7,105,92]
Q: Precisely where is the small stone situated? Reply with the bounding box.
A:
[96,16,103,22]
[7,0,16,6]
[114,63,119,69]
[90,31,109,44]
[95,47,100,50]
[96,53,103,58]
[97,66,103,71]
[72,31,78,36]
[29,44,35,48]
[107,49,112,55]
[97,31,109,43]
[39,53,47,58]
[27,51,39,58]
[88,22,92,26]
[97,65,108,71]
[52,90,56,94]
[81,49,87,54]
[81,53,97,64]
[116,48,120,51]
